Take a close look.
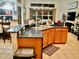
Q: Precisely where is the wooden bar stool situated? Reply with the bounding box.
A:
[13,48,36,59]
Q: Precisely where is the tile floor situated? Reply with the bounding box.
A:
[0,32,79,59]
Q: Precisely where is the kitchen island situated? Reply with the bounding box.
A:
[7,24,68,59]
[38,26,68,48]
[31,26,68,48]
[17,28,43,59]
[7,25,43,59]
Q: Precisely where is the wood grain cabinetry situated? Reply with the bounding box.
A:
[61,29,68,43]
[54,28,62,43]
[17,38,42,59]
[54,28,68,43]
[42,30,48,48]
[48,29,55,44]
[42,27,68,48]
[42,28,55,48]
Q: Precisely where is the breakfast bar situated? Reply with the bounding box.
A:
[7,24,68,59]
[17,28,43,59]
[7,25,43,59]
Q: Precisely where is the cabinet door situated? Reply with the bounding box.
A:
[54,28,62,43]
[61,29,68,43]
[48,29,55,44]
[42,30,48,48]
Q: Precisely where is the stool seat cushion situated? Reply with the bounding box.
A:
[15,48,34,57]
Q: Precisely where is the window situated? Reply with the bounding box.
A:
[43,4,48,7]
[49,4,55,7]
[31,3,55,8]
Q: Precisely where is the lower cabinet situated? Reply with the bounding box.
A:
[17,38,42,59]
[54,28,62,43]
[42,30,48,48]
[42,29,55,48]
[48,29,55,45]
[54,28,68,43]
[42,27,68,48]
[61,29,68,43]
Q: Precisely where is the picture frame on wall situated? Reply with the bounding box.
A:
[68,1,78,10]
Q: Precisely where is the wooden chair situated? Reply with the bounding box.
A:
[1,22,11,43]
[0,33,3,39]
[0,17,3,40]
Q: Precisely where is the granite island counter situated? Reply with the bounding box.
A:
[33,25,68,48]
[6,24,29,55]
[17,28,43,59]
[17,25,68,48]
[7,24,43,59]
[7,24,68,59]
[18,28,43,38]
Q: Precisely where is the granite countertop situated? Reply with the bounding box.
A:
[7,24,28,33]
[7,23,67,38]
[18,25,66,38]
[35,25,67,31]
[18,28,43,38]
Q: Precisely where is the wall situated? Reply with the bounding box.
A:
[58,0,68,20]
[23,0,79,21]
[61,0,79,15]
[13,0,79,23]
[25,0,63,20]
[58,0,79,21]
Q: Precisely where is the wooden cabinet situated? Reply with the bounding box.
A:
[61,29,68,43]
[48,29,55,44]
[42,27,68,48]
[54,28,62,43]
[54,28,68,43]
[17,38,42,59]
[42,30,48,48]
[42,29,55,48]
